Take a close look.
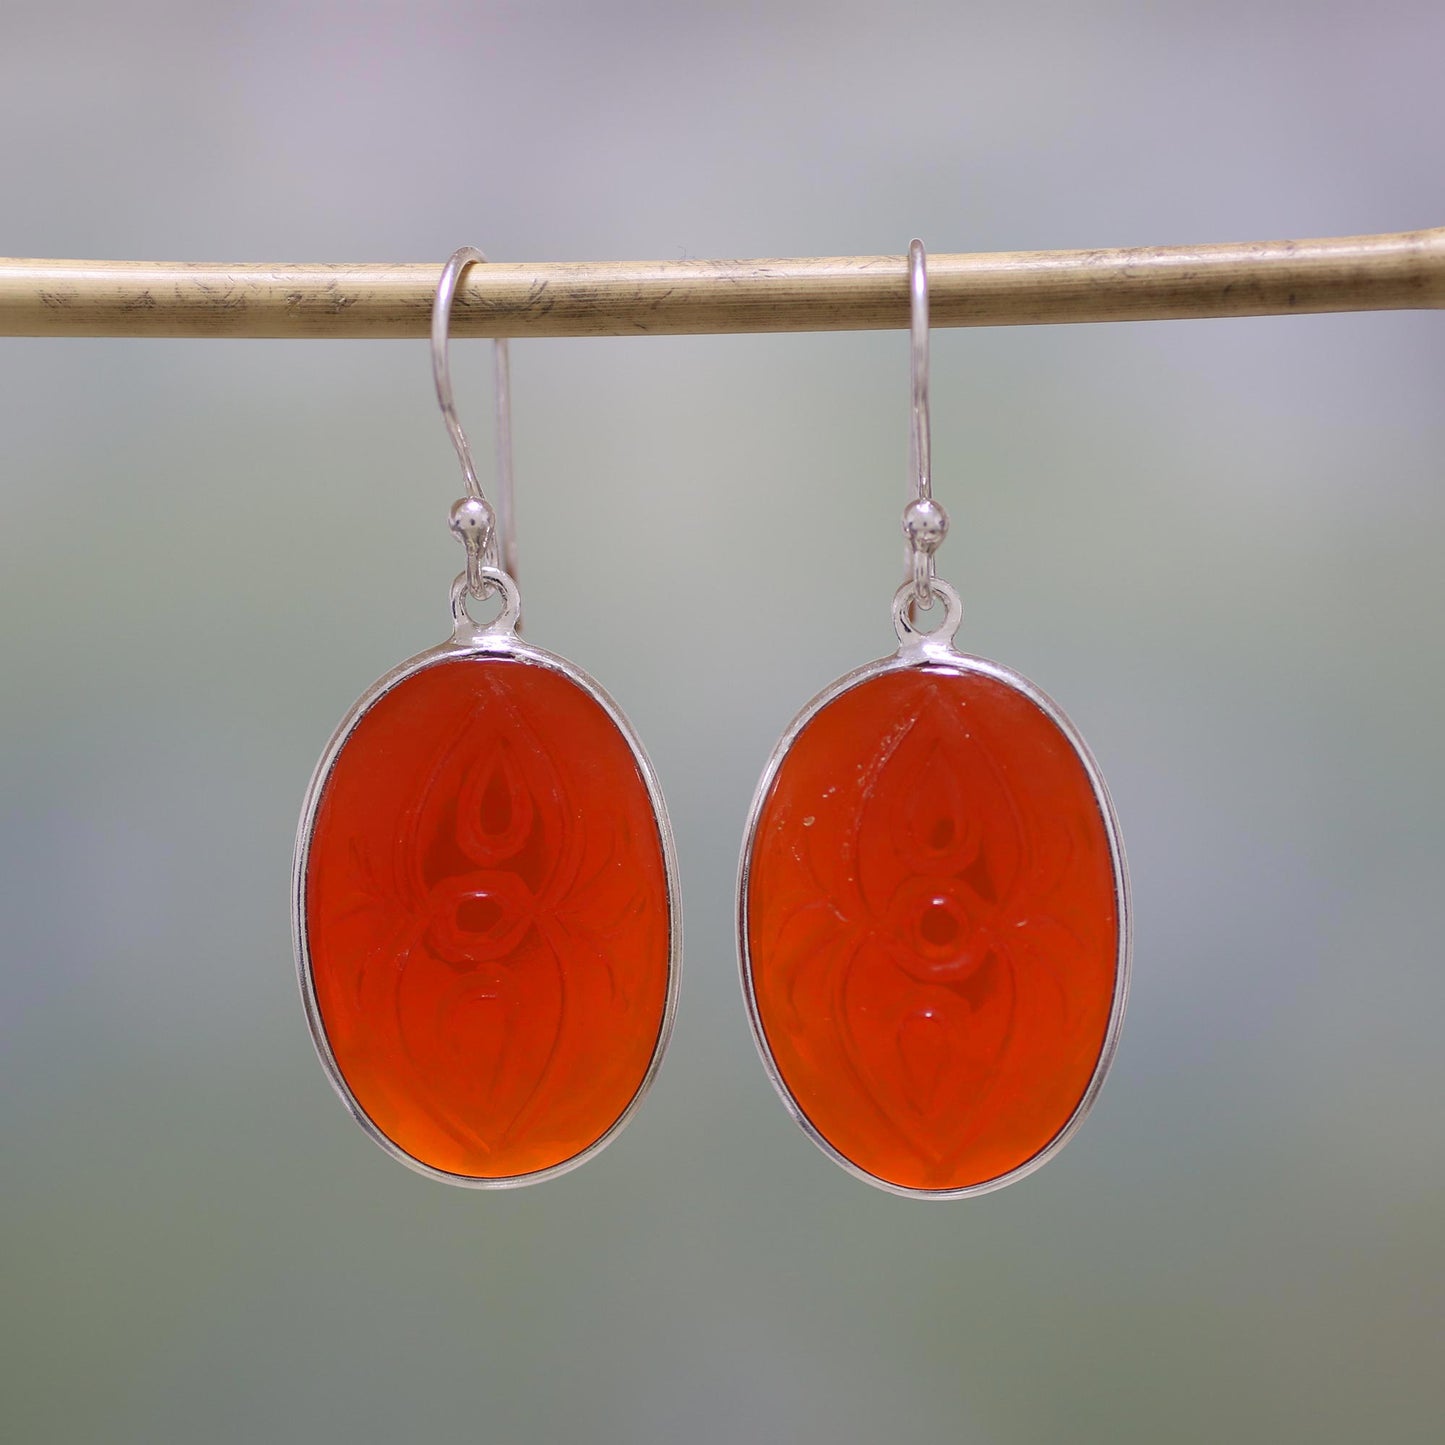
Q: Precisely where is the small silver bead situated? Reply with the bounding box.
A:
[902,497,949,554]
[448,496,495,544]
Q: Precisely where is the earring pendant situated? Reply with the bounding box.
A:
[739,581,1128,1196]
[295,571,680,1185]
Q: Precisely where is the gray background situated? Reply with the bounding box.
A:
[3,2,1443,1441]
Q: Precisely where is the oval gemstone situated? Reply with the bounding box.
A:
[303,654,672,1180]
[744,664,1121,1193]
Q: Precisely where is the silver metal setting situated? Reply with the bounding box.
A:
[736,597,1130,1199]
[293,585,683,1189]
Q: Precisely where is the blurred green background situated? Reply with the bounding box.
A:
[3,3,1443,1441]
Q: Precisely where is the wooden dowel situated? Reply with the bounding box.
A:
[1,228,1441,339]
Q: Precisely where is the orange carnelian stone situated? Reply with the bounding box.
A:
[305,656,671,1179]
[746,666,1119,1192]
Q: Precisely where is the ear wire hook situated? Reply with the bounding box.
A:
[432,246,517,593]
[902,238,949,609]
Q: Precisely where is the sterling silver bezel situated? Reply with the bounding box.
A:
[292,574,682,1189]
[736,594,1131,1200]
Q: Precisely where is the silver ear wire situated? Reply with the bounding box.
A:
[432,247,517,593]
[903,239,949,609]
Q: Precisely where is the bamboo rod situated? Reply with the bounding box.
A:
[1,228,1441,339]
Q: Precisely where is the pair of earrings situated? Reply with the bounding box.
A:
[293,244,1130,1199]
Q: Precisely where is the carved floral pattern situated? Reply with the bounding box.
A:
[747,667,1118,1191]
[306,656,670,1179]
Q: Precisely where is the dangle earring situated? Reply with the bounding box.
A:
[738,241,1129,1198]
[294,247,680,1187]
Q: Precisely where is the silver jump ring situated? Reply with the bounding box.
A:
[911,546,934,608]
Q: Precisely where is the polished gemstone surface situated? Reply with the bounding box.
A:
[304,654,671,1179]
[745,665,1120,1192]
